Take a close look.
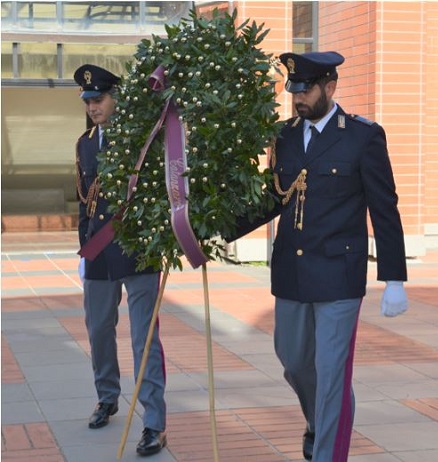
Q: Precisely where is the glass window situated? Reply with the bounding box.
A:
[16,1,58,32]
[2,2,195,82]
[1,86,84,213]
[143,1,192,26]
[60,2,140,33]
[2,86,83,168]
[2,1,193,34]
[18,42,58,78]
[1,41,14,78]
[1,2,13,27]
[63,43,138,80]
[293,1,317,53]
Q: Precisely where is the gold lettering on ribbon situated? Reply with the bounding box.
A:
[168,158,186,209]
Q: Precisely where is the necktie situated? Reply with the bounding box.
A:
[306,125,319,153]
[100,134,107,150]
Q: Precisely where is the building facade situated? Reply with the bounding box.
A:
[2,1,437,258]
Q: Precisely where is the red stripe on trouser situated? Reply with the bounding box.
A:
[332,300,362,461]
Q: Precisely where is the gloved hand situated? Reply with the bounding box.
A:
[78,257,85,284]
[381,281,408,317]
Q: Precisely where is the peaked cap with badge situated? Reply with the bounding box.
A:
[74,64,120,99]
[279,51,345,94]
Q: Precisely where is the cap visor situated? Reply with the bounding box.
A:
[80,90,102,99]
[285,80,312,94]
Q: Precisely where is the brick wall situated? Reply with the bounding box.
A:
[319,1,377,117]
[424,2,438,240]
[232,0,438,259]
[318,1,438,256]
[375,2,426,255]
[227,2,292,261]
[236,1,293,120]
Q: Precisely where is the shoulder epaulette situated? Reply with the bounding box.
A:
[88,126,97,138]
[349,114,375,126]
[77,126,97,143]
[285,116,301,128]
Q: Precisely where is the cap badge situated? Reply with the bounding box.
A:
[84,70,92,85]
[287,58,295,74]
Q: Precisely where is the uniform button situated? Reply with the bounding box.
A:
[296,249,303,256]
[332,168,337,174]
[346,245,350,250]
[83,171,87,175]
[99,214,104,220]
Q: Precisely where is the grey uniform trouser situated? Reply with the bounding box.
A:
[84,272,166,431]
[274,297,361,462]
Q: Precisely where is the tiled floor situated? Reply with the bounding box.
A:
[2,231,438,462]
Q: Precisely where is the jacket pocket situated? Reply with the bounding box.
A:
[324,236,367,257]
[317,161,354,198]
[317,161,351,177]
[273,160,300,193]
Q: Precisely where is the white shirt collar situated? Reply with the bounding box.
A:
[304,102,338,133]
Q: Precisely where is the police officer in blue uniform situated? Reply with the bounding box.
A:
[74,64,167,457]
[229,51,408,461]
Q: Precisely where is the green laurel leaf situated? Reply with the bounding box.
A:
[98,8,282,271]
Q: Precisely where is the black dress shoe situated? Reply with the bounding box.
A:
[88,402,118,429]
[303,428,315,460]
[136,428,167,456]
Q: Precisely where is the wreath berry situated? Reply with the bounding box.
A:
[98,8,282,271]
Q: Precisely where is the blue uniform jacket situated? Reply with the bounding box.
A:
[233,106,407,302]
[76,126,157,280]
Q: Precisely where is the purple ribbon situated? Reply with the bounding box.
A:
[79,65,208,269]
[164,101,208,268]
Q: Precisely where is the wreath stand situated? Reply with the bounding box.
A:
[117,262,220,461]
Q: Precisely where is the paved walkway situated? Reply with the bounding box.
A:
[2,231,438,462]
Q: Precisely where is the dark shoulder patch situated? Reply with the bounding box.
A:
[349,114,375,126]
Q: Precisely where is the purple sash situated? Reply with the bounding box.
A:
[79,65,208,269]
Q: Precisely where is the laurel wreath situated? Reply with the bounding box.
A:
[97,9,282,271]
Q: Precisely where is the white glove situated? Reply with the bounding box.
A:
[381,281,408,317]
[78,258,85,284]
